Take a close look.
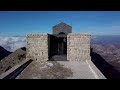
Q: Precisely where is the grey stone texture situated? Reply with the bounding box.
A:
[26,34,48,62]
[53,22,72,35]
[26,33,91,62]
[26,23,91,62]
[67,33,91,61]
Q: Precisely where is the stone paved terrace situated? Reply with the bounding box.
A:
[16,60,106,79]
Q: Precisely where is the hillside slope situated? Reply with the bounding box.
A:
[0,47,26,75]
[0,46,11,60]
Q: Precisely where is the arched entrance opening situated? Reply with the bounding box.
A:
[48,22,72,61]
[48,32,67,61]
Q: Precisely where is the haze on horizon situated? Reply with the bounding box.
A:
[0,11,120,36]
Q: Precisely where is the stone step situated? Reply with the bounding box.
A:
[52,55,67,61]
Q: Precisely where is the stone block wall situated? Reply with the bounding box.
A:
[67,33,91,61]
[26,34,48,62]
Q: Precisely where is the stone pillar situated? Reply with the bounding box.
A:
[67,33,91,61]
[26,34,48,62]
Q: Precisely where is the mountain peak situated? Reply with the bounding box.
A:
[0,46,11,60]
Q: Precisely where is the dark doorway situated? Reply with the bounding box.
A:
[57,37,67,55]
[48,34,67,61]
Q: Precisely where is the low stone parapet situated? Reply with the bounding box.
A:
[0,59,30,79]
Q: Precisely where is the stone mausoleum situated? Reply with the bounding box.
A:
[26,22,91,62]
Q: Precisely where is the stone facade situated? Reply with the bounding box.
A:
[26,34,48,62]
[26,33,91,62]
[67,33,91,61]
[26,23,91,62]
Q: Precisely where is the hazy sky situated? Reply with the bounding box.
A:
[0,11,120,36]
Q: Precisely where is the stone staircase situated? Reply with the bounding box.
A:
[52,55,67,61]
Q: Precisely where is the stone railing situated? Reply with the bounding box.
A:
[86,60,106,79]
[0,59,32,79]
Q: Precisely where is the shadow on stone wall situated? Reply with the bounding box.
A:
[48,34,67,61]
[90,48,120,79]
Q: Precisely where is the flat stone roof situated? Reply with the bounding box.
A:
[16,60,106,79]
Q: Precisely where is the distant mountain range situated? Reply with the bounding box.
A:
[91,35,120,72]
[91,35,120,48]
